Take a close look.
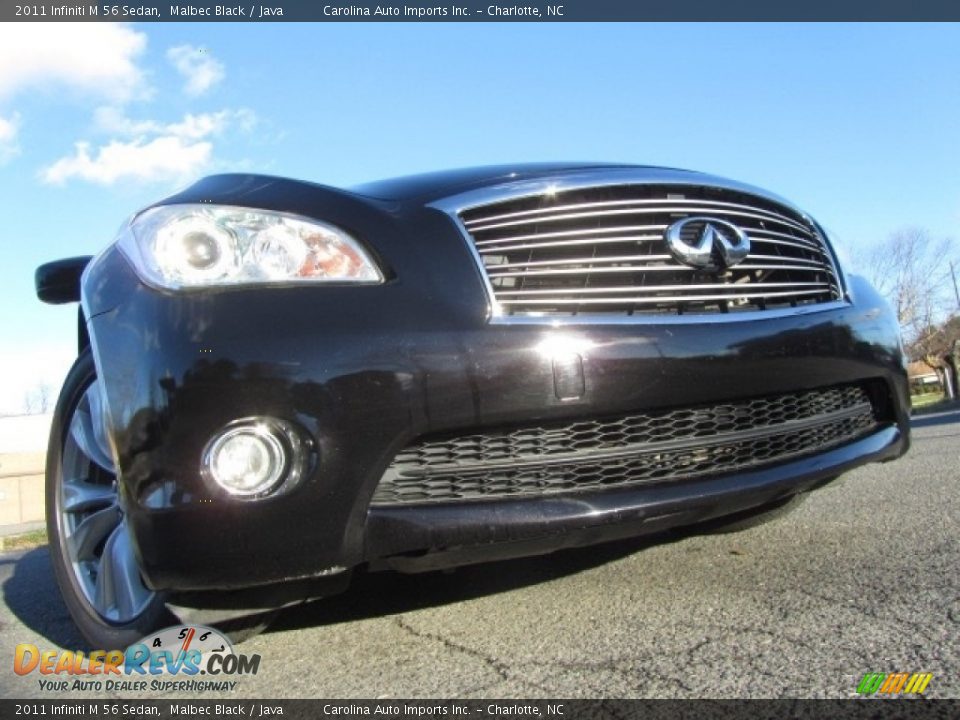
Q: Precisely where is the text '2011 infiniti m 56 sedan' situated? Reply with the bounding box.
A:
[36,164,909,647]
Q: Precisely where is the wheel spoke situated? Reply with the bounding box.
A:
[67,505,120,562]
[96,524,151,621]
[85,384,114,468]
[68,389,114,473]
[93,550,115,619]
[58,372,156,626]
[62,477,116,514]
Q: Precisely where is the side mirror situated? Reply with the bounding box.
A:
[35,256,93,305]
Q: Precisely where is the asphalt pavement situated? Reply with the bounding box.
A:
[2,410,958,699]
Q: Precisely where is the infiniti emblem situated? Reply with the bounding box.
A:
[665,216,750,270]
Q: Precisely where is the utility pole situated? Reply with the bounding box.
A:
[951,261,960,310]
[947,264,960,400]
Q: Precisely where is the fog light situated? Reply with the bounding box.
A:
[204,421,291,496]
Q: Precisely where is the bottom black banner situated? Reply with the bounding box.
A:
[2,700,958,720]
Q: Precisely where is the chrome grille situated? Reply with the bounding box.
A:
[457,184,842,317]
[371,384,882,505]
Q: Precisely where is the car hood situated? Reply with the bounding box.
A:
[349,162,701,203]
[148,163,804,229]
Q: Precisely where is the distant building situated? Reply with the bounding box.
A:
[907,360,941,393]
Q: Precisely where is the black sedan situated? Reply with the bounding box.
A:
[36,163,909,648]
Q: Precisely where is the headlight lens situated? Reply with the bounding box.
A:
[118,204,383,289]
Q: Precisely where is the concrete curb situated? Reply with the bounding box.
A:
[0,453,46,531]
[0,521,45,538]
[911,399,960,416]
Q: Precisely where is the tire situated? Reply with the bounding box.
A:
[48,350,278,647]
[46,350,173,648]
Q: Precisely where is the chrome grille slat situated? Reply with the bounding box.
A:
[474,225,669,246]
[745,254,829,267]
[748,234,824,253]
[745,227,821,246]
[456,183,842,318]
[488,265,699,278]
[497,290,831,305]
[465,197,816,236]
[485,254,675,270]
[468,206,814,236]
[734,264,834,273]
[489,264,695,275]
[486,262,831,277]
[495,282,832,296]
[474,234,664,253]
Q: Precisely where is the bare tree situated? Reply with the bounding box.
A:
[35,383,52,413]
[861,228,955,340]
[22,383,53,415]
[859,228,959,396]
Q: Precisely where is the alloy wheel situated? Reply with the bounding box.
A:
[56,380,155,623]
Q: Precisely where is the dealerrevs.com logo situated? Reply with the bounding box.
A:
[14,625,261,693]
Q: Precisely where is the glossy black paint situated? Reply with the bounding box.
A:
[351,162,642,201]
[35,256,92,305]
[367,427,902,572]
[75,168,910,594]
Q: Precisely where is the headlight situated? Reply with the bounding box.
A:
[117,204,383,289]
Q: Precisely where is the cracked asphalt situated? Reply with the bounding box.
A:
[2,409,958,699]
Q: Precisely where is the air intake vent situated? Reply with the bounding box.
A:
[457,184,842,318]
[372,383,881,505]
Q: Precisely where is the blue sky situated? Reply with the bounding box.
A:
[0,22,958,413]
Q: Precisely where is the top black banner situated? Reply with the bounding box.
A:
[5,0,960,22]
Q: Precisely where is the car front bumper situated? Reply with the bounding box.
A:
[84,246,909,593]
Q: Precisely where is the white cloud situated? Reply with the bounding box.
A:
[0,23,148,103]
[92,106,161,136]
[0,24,147,166]
[95,106,256,140]
[166,45,225,96]
[41,137,213,186]
[43,108,257,185]
[166,111,235,139]
[0,112,19,164]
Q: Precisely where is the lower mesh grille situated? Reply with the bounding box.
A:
[371,384,882,505]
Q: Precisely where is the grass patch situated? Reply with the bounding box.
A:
[0,528,47,551]
[911,392,945,408]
